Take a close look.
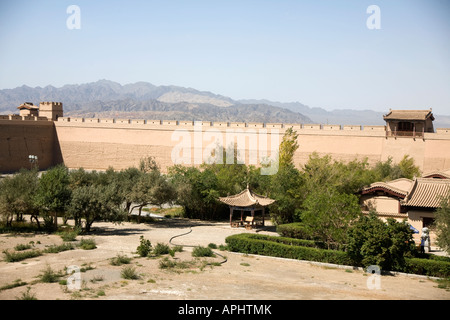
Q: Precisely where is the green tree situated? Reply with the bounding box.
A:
[263,128,302,224]
[0,169,39,227]
[300,188,361,249]
[169,143,264,220]
[34,165,71,230]
[169,165,222,220]
[68,183,125,232]
[435,193,450,255]
[278,127,299,169]
[302,153,373,196]
[139,156,159,173]
[130,160,175,222]
[347,212,415,271]
[397,155,421,179]
[0,177,16,226]
[116,167,142,216]
[267,165,303,224]
[67,168,127,231]
[371,155,421,181]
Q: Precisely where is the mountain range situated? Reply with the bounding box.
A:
[1,79,449,128]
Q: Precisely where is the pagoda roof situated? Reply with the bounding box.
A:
[17,102,38,110]
[219,187,275,208]
[383,109,434,121]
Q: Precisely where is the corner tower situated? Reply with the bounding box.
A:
[39,102,63,121]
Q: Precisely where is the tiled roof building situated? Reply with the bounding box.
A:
[360,173,450,249]
[402,178,450,208]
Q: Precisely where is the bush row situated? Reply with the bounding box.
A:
[225,233,450,278]
[405,258,450,278]
[225,233,352,266]
[276,222,311,240]
[236,233,326,249]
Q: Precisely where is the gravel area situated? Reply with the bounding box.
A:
[0,218,448,300]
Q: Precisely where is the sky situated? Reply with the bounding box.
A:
[0,0,449,114]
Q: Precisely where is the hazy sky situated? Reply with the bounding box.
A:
[1,0,449,114]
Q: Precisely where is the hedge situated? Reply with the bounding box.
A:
[225,233,450,278]
[276,222,311,240]
[243,233,326,249]
[405,258,450,278]
[225,233,352,266]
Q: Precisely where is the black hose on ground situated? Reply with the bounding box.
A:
[169,224,228,265]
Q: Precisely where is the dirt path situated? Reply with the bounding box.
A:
[0,219,448,300]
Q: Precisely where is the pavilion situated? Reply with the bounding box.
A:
[218,186,275,228]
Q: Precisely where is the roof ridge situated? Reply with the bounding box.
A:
[362,183,409,197]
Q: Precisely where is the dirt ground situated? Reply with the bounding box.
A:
[0,218,449,300]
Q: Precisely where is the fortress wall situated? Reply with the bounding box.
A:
[54,118,450,173]
[422,133,450,173]
[2,116,450,173]
[381,136,426,167]
[53,118,450,174]
[53,121,281,171]
[293,133,385,168]
[0,119,58,172]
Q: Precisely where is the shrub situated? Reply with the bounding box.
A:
[158,257,196,270]
[120,266,140,280]
[14,243,32,251]
[172,245,183,253]
[0,279,27,291]
[159,257,178,269]
[226,233,352,266]
[110,254,132,266]
[153,243,170,256]
[43,243,75,254]
[225,233,450,278]
[3,249,42,262]
[136,236,152,257]
[79,238,97,250]
[233,233,326,249]
[405,258,450,278]
[40,265,62,283]
[59,228,80,242]
[346,213,415,271]
[208,243,218,249]
[17,287,37,300]
[192,246,215,258]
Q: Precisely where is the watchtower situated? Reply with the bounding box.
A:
[39,102,63,121]
[383,109,434,138]
[17,102,39,117]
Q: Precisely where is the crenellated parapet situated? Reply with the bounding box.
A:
[50,116,450,137]
[2,113,450,137]
[54,116,373,129]
[3,103,450,174]
[0,114,51,121]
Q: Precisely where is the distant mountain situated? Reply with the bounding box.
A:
[240,99,386,126]
[239,98,450,128]
[0,80,312,124]
[0,80,233,110]
[1,80,448,128]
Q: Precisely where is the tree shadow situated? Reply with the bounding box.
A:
[85,226,146,237]
[151,218,224,229]
[255,225,277,233]
[85,218,222,236]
